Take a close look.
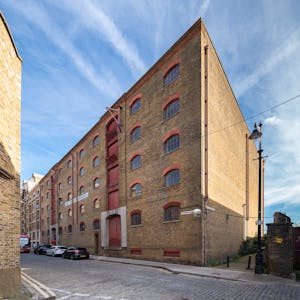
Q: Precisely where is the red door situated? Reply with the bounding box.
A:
[109,215,121,247]
[108,190,119,210]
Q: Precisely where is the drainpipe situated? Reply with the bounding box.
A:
[202,44,209,266]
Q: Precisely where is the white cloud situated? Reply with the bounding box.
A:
[264,116,281,126]
[57,0,147,77]
[8,0,121,99]
[235,27,300,98]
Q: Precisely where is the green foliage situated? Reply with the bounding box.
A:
[239,236,266,256]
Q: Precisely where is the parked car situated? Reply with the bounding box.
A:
[20,245,31,253]
[35,244,52,255]
[46,245,67,257]
[62,247,90,260]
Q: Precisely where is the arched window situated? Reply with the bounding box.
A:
[58,212,63,220]
[80,222,85,232]
[164,134,180,153]
[131,183,142,196]
[131,211,142,225]
[79,167,85,177]
[93,219,100,230]
[94,178,100,188]
[68,224,72,233]
[93,135,99,147]
[165,169,180,187]
[164,64,179,86]
[68,192,72,201]
[164,202,180,221]
[79,186,85,195]
[67,160,72,168]
[94,198,100,209]
[131,155,141,170]
[67,176,72,185]
[58,198,63,206]
[164,99,180,120]
[58,182,62,191]
[80,204,85,214]
[79,149,85,158]
[93,156,100,167]
[68,209,72,217]
[130,98,141,115]
[130,126,141,143]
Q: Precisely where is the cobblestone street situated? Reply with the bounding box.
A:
[21,254,300,300]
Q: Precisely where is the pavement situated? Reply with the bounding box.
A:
[89,254,298,284]
[21,254,299,299]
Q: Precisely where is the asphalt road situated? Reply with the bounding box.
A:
[21,253,300,300]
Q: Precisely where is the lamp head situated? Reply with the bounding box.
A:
[249,122,262,140]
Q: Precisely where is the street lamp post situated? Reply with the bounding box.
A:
[249,122,264,274]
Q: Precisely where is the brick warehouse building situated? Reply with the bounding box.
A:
[0,11,22,298]
[34,18,261,265]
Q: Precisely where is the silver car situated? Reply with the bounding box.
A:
[46,245,67,257]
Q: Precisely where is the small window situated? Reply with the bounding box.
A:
[165,169,180,187]
[68,224,72,233]
[80,222,85,232]
[80,204,85,214]
[131,155,141,170]
[131,126,141,143]
[131,98,141,115]
[58,183,62,191]
[68,176,72,185]
[131,212,141,226]
[164,205,180,221]
[79,149,85,158]
[79,186,85,195]
[93,219,100,230]
[164,135,180,153]
[46,192,49,199]
[94,178,100,189]
[67,160,72,168]
[68,192,72,201]
[131,183,142,196]
[164,99,180,120]
[79,167,85,177]
[47,205,50,211]
[94,199,100,208]
[93,156,100,167]
[68,209,72,217]
[59,212,63,219]
[93,135,99,147]
[164,64,179,86]
[58,198,63,206]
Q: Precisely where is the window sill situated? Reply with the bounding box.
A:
[129,224,143,228]
[161,147,181,157]
[163,220,181,224]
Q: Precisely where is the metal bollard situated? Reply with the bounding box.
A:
[247,255,252,269]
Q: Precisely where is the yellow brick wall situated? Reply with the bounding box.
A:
[200,23,259,263]
[0,12,22,298]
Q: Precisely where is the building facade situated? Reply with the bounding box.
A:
[0,11,22,298]
[21,174,44,248]
[36,19,260,265]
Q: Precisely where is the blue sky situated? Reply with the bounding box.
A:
[1,0,300,225]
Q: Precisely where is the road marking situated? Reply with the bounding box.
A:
[52,288,90,299]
